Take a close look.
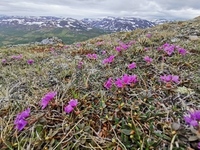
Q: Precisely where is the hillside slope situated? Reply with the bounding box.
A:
[0,18,200,149]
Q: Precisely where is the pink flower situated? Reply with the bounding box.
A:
[146,33,152,38]
[144,56,153,64]
[77,61,83,68]
[128,75,138,83]
[128,62,136,69]
[2,59,6,64]
[11,54,23,60]
[15,119,28,131]
[68,99,78,107]
[104,77,113,89]
[160,75,179,83]
[27,59,34,65]
[14,108,30,131]
[102,55,115,64]
[177,48,187,55]
[184,110,200,127]
[120,43,129,50]
[64,99,78,114]
[115,46,122,52]
[121,74,131,85]
[164,45,175,56]
[64,105,74,114]
[40,91,57,109]
[86,54,98,59]
[115,78,124,88]
[171,75,179,83]
[102,50,106,55]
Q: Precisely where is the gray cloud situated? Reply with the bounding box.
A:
[0,0,200,20]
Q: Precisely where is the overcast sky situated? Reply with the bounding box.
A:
[0,0,200,20]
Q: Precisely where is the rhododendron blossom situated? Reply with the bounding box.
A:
[104,77,113,89]
[128,62,136,69]
[160,75,179,83]
[86,54,98,59]
[115,74,138,88]
[14,108,30,131]
[184,110,200,127]
[144,56,153,64]
[40,91,57,109]
[27,59,34,65]
[64,99,78,114]
[102,55,115,64]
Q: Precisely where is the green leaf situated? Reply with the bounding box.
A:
[121,129,132,135]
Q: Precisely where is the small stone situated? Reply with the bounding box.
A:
[189,35,199,41]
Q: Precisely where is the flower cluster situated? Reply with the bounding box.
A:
[128,62,137,70]
[102,55,115,64]
[115,74,138,88]
[77,61,84,68]
[27,59,34,65]
[115,42,130,52]
[14,108,30,131]
[146,33,152,38]
[40,91,57,109]
[64,99,78,114]
[104,77,113,89]
[11,54,23,60]
[184,110,200,127]
[160,74,179,84]
[86,53,98,59]
[144,56,153,64]
[2,59,6,64]
[158,43,187,56]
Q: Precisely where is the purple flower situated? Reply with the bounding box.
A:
[27,59,34,65]
[146,33,152,38]
[171,75,179,83]
[128,62,136,70]
[120,43,129,50]
[177,48,187,55]
[86,54,98,60]
[11,54,23,60]
[68,99,78,107]
[40,91,57,109]
[103,55,115,64]
[64,105,74,114]
[164,45,175,56]
[197,142,200,149]
[102,50,107,55]
[160,75,180,84]
[144,56,153,64]
[14,108,30,131]
[121,74,131,85]
[128,75,138,83]
[77,61,83,68]
[15,119,28,131]
[115,78,124,88]
[2,59,6,64]
[14,108,30,124]
[104,77,113,89]
[115,46,122,52]
[184,110,200,127]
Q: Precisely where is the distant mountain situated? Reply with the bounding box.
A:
[82,16,156,32]
[150,19,174,25]
[0,16,91,31]
[0,15,173,47]
[0,16,158,32]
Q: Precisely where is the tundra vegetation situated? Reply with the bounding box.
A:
[0,18,200,149]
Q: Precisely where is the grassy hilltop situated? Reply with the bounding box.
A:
[0,17,200,149]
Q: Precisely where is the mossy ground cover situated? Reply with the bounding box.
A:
[0,19,200,149]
